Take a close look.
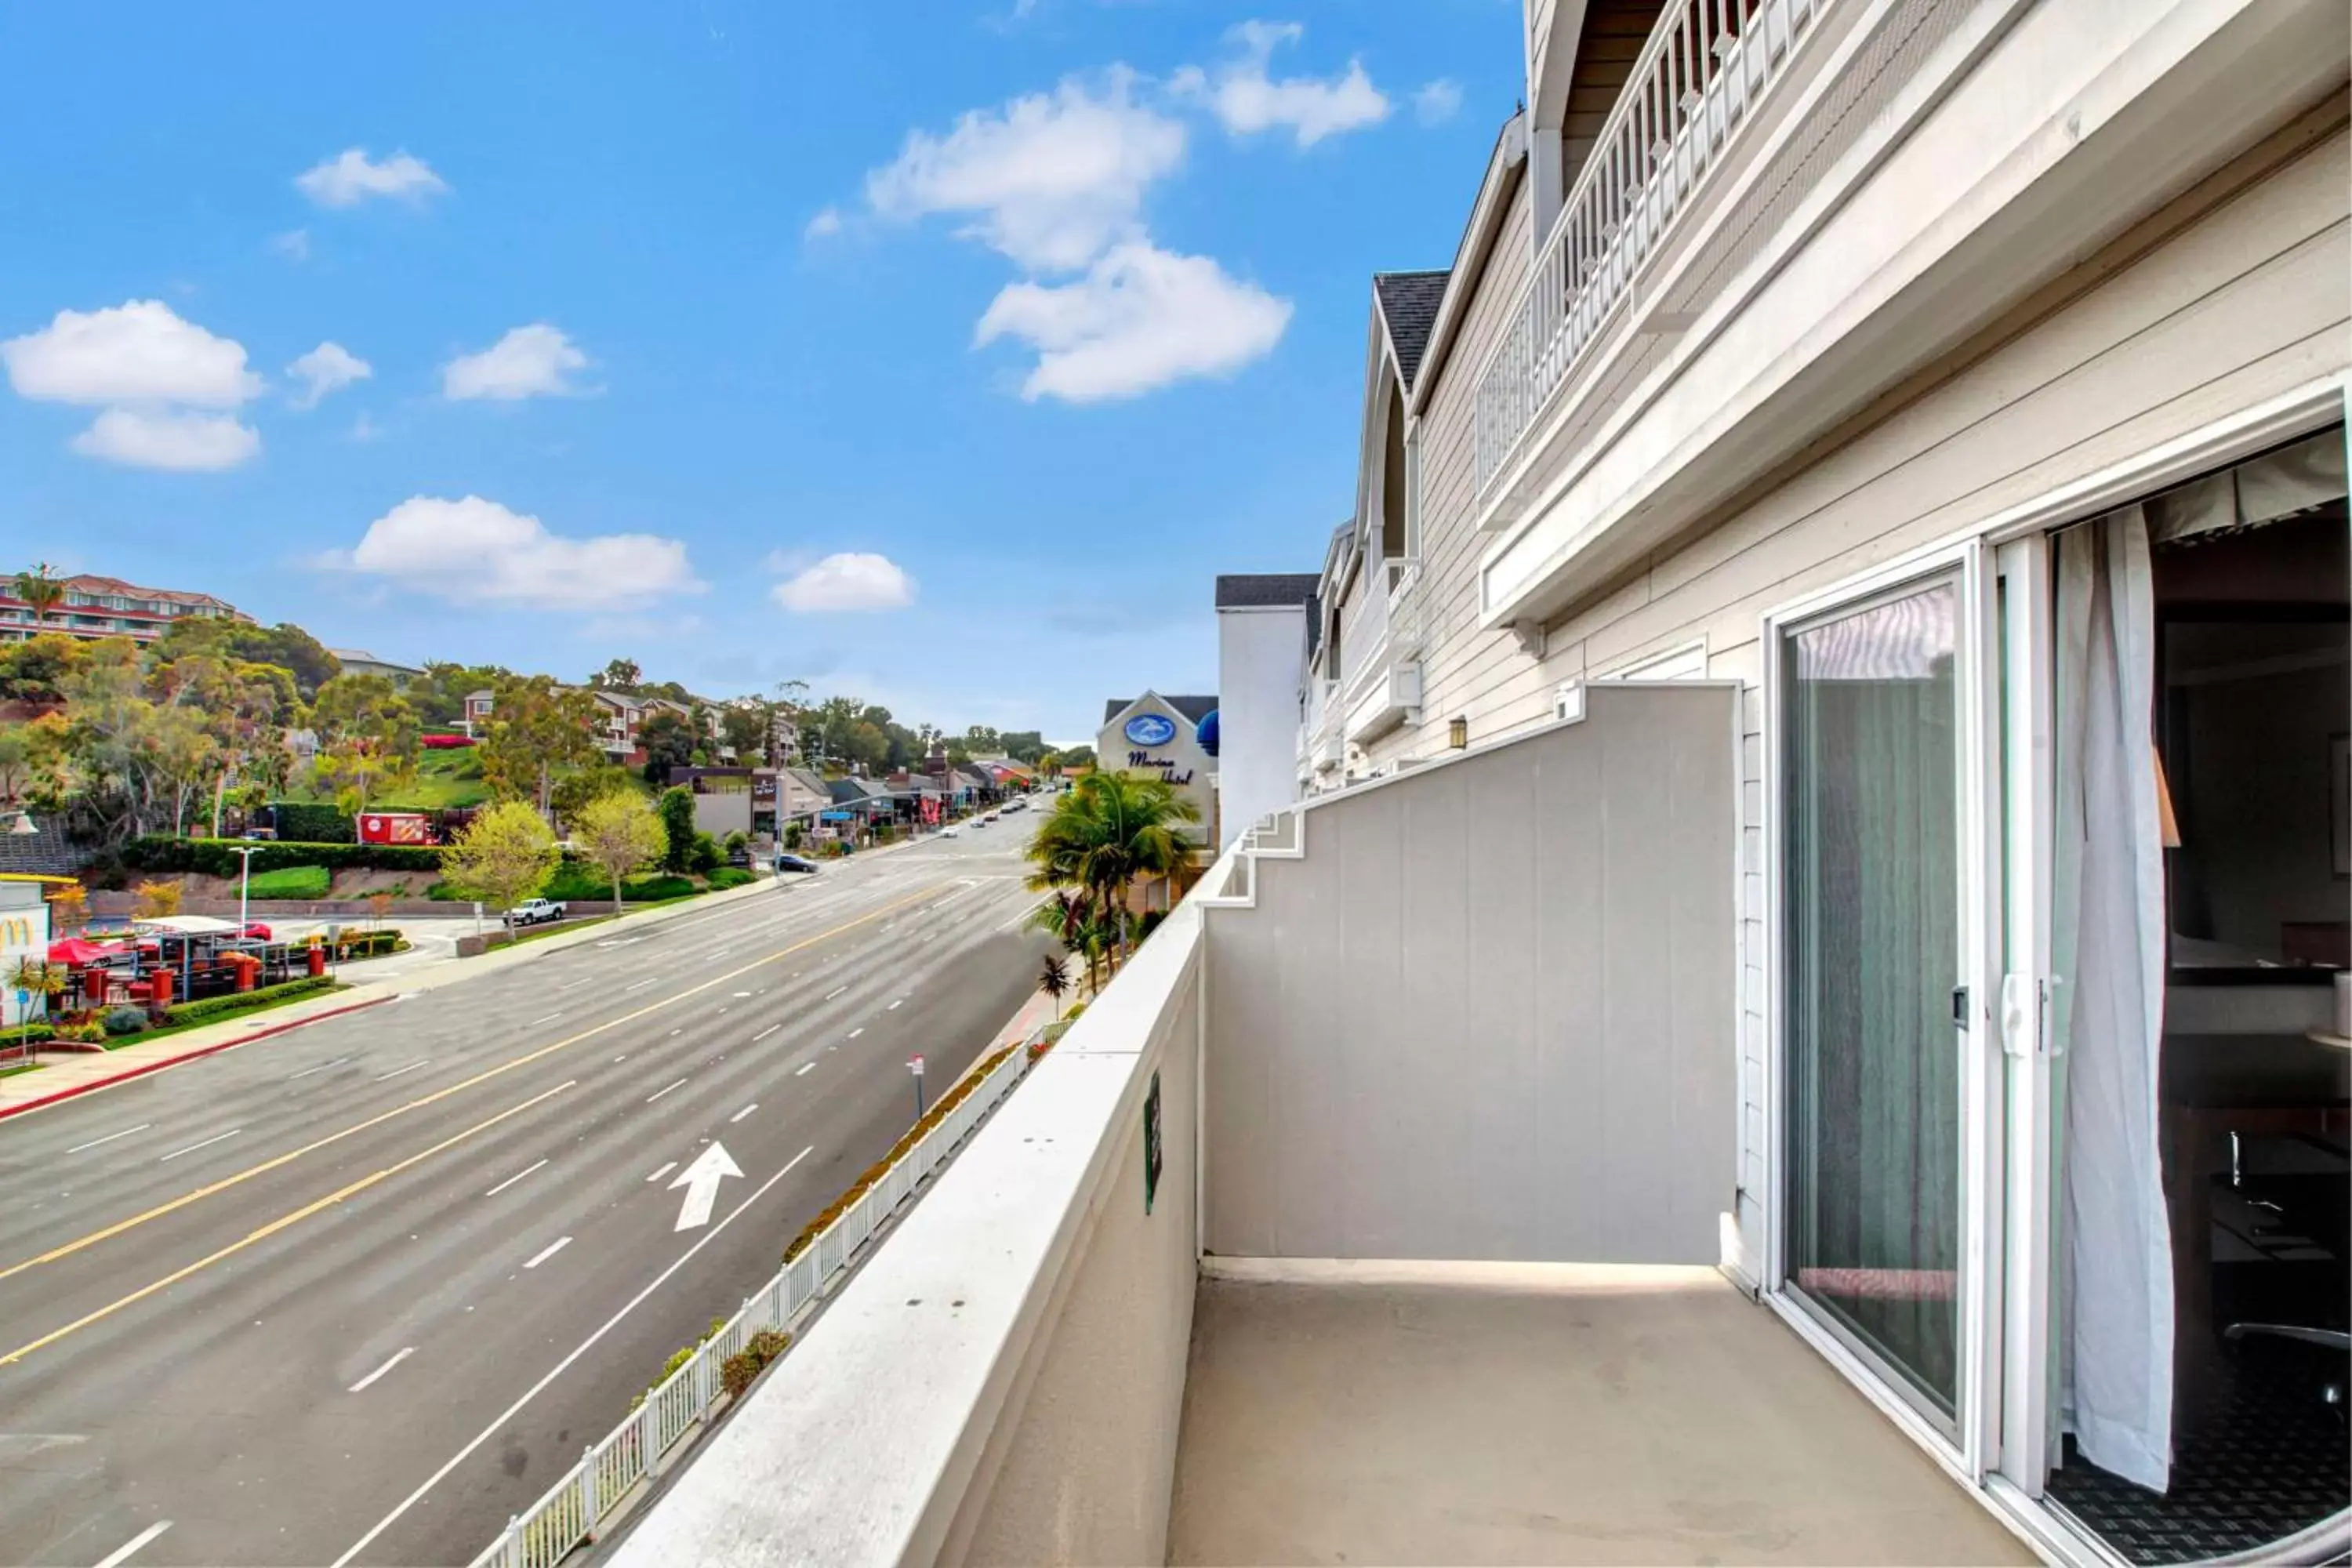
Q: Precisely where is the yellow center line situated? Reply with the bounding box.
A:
[0,880,951,1288]
[1,1079,580,1366]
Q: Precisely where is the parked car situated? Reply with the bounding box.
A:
[503,898,567,928]
[237,921,273,942]
[774,854,818,875]
[939,825,962,839]
[726,845,753,869]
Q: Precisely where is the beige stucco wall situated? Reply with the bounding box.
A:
[941,922,1201,1567]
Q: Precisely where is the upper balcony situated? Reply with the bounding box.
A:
[599,684,2031,1568]
[1475,0,2350,633]
[1338,557,1422,745]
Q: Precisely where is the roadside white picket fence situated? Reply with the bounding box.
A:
[467,1039,1039,1568]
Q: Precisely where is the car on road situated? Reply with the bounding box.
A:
[503,897,568,927]
[939,825,962,838]
[774,853,818,874]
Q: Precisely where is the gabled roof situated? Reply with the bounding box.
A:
[1102,692,1218,726]
[1372,270,1450,393]
[1214,573,1319,610]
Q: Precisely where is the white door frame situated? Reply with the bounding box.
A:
[1759,535,2003,1476]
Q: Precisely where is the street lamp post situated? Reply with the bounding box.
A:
[230,844,260,941]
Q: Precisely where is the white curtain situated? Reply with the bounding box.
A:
[2052,505,2174,1493]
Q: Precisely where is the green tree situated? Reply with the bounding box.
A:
[1039,953,1071,1014]
[1001,730,1046,764]
[657,786,697,873]
[550,764,642,833]
[1059,744,1095,771]
[12,562,64,634]
[638,710,696,784]
[308,673,420,817]
[0,631,88,702]
[440,799,560,916]
[718,702,769,764]
[477,676,601,816]
[1023,771,1199,969]
[575,790,666,913]
[593,657,643,691]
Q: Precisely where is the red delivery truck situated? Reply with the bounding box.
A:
[358,811,434,845]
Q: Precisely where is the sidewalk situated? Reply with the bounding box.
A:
[0,861,851,1122]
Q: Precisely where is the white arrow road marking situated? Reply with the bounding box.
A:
[331,1145,813,1568]
[94,1521,171,1567]
[668,1142,743,1231]
[348,1347,414,1392]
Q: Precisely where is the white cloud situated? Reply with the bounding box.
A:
[772,552,917,612]
[1181,21,1389,147]
[286,341,372,409]
[324,495,702,610]
[804,205,843,239]
[2,299,262,408]
[296,147,449,209]
[71,408,260,471]
[274,228,311,262]
[975,241,1290,401]
[864,70,1185,272]
[441,324,590,401]
[1414,78,1463,126]
[349,411,383,442]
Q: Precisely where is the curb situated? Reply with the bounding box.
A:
[0,994,397,1123]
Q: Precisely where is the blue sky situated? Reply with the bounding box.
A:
[0,1,1517,743]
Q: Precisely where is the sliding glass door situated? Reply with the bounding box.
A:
[1781,575,1968,1426]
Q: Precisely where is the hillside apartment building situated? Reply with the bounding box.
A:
[604,2,2351,1564]
[0,573,249,645]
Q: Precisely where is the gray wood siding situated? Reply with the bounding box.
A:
[1364,121,2350,1262]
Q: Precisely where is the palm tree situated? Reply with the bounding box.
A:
[1022,771,1200,974]
[13,562,64,634]
[1038,953,1070,1015]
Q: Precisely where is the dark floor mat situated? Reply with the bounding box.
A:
[2046,1341,2348,1563]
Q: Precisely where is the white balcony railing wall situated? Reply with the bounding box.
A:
[1339,558,1422,744]
[1472,0,1829,498]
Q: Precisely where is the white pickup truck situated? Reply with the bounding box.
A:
[503,897,568,928]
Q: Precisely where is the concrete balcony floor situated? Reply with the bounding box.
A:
[1168,1263,2034,1567]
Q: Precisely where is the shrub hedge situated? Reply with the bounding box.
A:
[125,837,444,877]
[268,802,354,843]
[720,1329,790,1400]
[703,866,754,891]
[164,975,335,1025]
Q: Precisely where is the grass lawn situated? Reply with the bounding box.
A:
[245,863,332,898]
[0,1059,41,1080]
[284,747,491,810]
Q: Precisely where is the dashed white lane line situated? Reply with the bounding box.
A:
[348,1347,415,1393]
[331,1146,815,1566]
[528,1012,563,1026]
[93,1520,171,1567]
[823,985,847,1001]
[522,1236,572,1270]
[730,1104,758,1124]
[752,1024,780,1042]
[848,1027,864,1040]
[288,1057,348,1080]
[485,1159,549,1198]
[887,999,903,1011]
[557,978,593,993]
[66,1123,151,1155]
[158,1128,241,1163]
[645,1161,677,1183]
[374,1061,429,1083]
[645,1078,687,1104]
[623,978,657,993]
[794,1063,815,1077]
[732,991,752,998]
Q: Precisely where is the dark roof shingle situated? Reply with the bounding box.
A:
[1102,693,1218,726]
[1214,573,1319,609]
[1374,270,1450,392]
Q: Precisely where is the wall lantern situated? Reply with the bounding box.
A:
[1447,716,1468,750]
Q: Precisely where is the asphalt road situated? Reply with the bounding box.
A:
[0,821,1054,1568]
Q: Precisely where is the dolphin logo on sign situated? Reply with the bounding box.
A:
[1123,713,1178,748]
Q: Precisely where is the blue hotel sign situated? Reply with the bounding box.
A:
[1123,713,1178,747]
